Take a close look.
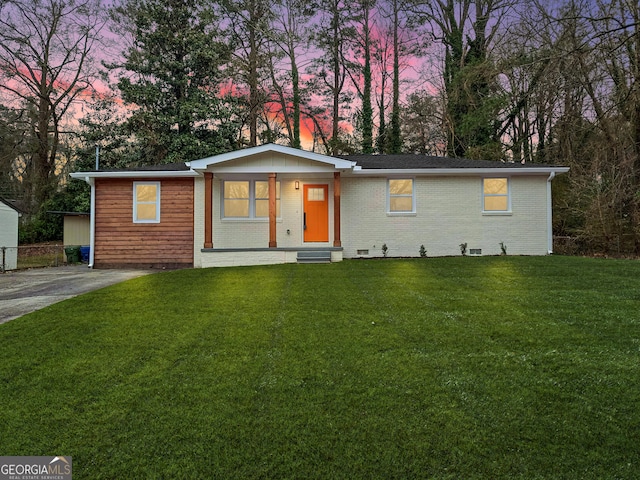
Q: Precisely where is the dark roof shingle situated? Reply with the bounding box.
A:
[338,154,560,169]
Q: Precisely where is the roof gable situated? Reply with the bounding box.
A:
[187,144,356,172]
[0,197,24,214]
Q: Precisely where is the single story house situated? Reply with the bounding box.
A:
[70,143,569,269]
[0,197,21,271]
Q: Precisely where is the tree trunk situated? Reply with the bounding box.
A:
[291,57,301,149]
[389,0,402,154]
[361,1,373,154]
[331,6,340,153]
[249,8,259,147]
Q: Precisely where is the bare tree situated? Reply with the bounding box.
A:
[0,0,104,211]
[222,0,273,147]
[515,0,640,254]
[267,0,315,149]
[309,0,355,154]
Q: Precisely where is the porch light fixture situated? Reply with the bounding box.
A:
[295,181,299,190]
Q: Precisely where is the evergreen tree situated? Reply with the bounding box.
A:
[108,0,240,165]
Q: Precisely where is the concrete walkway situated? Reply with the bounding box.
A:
[0,266,153,324]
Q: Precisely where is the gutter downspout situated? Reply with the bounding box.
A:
[547,172,556,254]
[87,177,96,268]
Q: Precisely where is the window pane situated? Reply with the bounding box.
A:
[389,179,413,195]
[484,178,507,195]
[255,199,281,217]
[390,196,413,212]
[255,181,268,199]
[484,196,508,211]
[224,199,249,217]
[255,182,280,217]
[256,181,280,199]
[136,204,157,221]
[134,183,160,222]
[136,184,157,202]
[224,181,249,199]
[308,188,324,201]
[255,199,268,217]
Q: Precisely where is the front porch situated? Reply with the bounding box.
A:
[200,246,343,268]
[189,144,356,268]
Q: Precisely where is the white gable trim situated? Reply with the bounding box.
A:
[187,143,356,171]
[70,170,199,184]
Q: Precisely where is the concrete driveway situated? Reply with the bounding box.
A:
[0,266,153,324]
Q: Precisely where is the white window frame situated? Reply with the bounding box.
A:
[482,177,511,214]
[387,178,416,215]
[133,181,160,223]
[222,179,281,220]
[223,180,251,218]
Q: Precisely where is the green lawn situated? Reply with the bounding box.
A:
[1,256,639,479]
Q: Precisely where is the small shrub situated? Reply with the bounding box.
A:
[382,243,388,257]
[459,242,467,256]
[500,242,507,255]
[419,245,427,257]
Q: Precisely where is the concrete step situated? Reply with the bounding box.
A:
[297,251,332,263]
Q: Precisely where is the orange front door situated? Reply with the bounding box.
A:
[303,184,329,242]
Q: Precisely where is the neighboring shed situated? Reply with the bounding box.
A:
[48,211,91,246]
[0,198,21,271]
[48,211,91,262]
[61,212,91,247]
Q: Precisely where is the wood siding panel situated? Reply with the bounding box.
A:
[94,178,194,267]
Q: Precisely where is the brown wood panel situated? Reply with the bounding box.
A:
[94,177,194,267]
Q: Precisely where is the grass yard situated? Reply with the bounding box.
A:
[0,256,639,479]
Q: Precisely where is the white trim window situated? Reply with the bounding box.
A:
[223,180,280,219]
[388,179,415,214]
[483,178,510,213]
[133,181,160,223]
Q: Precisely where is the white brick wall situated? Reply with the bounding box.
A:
[341,175,550,258]
[193,177,205,267]
[192,173,552,267]
[201,250,297,268]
